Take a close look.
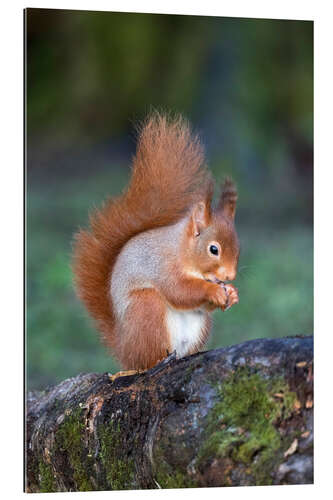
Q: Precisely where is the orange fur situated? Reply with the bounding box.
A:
[72,112,213,353]
[114,288,170,370]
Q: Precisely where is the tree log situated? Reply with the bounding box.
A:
[26,336,313,491]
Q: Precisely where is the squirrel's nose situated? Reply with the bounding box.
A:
[226,271,236,281]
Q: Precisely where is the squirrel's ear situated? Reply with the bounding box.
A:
[218,177,238,220]
[191,201,210,236]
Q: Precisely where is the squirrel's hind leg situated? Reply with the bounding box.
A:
[108,369,144,382]
[114,288,171,371]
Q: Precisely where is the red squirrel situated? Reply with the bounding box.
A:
[73,113,239,371]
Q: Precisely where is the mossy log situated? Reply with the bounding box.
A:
[26,336,313,492]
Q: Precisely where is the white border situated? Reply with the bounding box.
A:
[9,0,316,20]
[2,1,332,498]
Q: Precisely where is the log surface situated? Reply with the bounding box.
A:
[26,336,313,491]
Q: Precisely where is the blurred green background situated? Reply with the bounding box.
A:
[26,9,313,390]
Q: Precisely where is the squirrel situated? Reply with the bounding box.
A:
[73,112,240,371]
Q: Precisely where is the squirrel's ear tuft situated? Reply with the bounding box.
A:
[191,201,211,236]
[218,177,238,220]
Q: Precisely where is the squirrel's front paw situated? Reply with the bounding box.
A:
[207,285,229,311]
[223,283,239,311]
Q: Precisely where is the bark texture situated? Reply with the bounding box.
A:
[26,336,313,492]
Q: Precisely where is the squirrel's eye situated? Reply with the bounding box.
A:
[209,245,219,256]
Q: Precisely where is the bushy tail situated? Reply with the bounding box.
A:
[72,112,213,348]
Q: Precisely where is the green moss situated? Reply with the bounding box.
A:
[153,441,196,489]
[56,409,94,491]
[39,461,56,493]
[98,421,135,490]
[198,367,297,485]
[155,468,195,489]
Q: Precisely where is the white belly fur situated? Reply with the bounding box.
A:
[166,307,206,358]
